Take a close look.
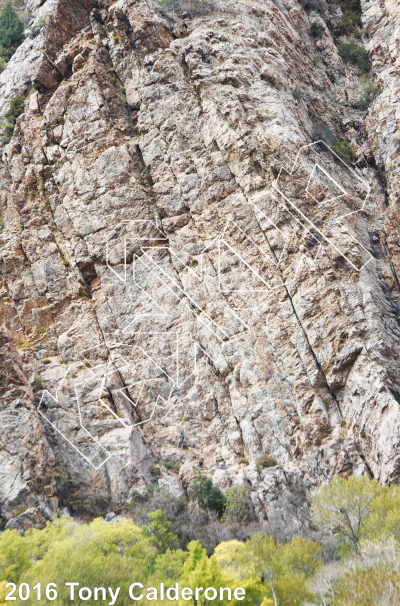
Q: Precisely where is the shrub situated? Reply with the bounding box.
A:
[337,0,362,36]
[0,217,4,233]
[310,21,324,37]
[338,40,369,72]
[31,374,42,391]
[0,95,25,143]
[188,471,225,514]
[164,460,180,473]
[332,139,354,164]
[143,509,179,553]
[127,489,146,511]
[351,77,380,109]
[238,457,249,465]
[256,454,277,468]
[312,120,336,146]
[149,465,162,479]
[223,485,252,525]
[0,3,24,56]
[335,553,400,604]
[292,87,304,101]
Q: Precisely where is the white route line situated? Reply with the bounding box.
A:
[139,249,249,338]
[273,140,373,271]
[38,329,220,468]
[34,137,375,471]
[106,219,168,284]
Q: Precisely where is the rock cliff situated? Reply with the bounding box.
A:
[0,0,399,531]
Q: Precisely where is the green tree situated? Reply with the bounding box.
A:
[153,548,188,581]
[362,483,400,541]
[223,485,252,525]
[188,471,225,514]
[180,541,263,606]
[313,475,382,554]
[180,541,225,606]
[337,0,362,35]
[0,517,154,605]
[143,509,179,554]
[241,533,282,604]
[0,4,24,57]
[215,534,320,606]
[280,537,322,578]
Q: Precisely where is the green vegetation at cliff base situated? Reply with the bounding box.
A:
[1,475,400,605]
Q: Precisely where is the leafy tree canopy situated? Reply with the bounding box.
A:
[313,475,382,554]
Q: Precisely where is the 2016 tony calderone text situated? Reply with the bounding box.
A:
[4,582,246,603]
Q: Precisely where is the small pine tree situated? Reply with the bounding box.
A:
[0,3,25,56]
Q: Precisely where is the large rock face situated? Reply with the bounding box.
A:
[0,0,399,529]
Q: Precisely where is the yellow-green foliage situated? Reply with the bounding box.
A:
[2,477,400,606]
[0,517,322,606]
[178,541,263,606]
[361,483,400,541]
[311,477,400,604]
[313,475,382,553]
[0,518,153,604]
[0,580,8,606]
[214,534,322,606]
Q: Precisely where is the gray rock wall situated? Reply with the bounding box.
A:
[0,0,399,529]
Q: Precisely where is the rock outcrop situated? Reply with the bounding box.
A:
[0,0,399,530]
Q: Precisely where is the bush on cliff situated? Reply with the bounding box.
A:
[337,0,362,36]
[0,3,24,59]
[188,471,225,514]
[312,121,336,146]
[223,486,252,525]
[338,40,369,73]
[309,21,324,38]
[332,139,355,164]
[351,75,380,109]
[0,94,25,143]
